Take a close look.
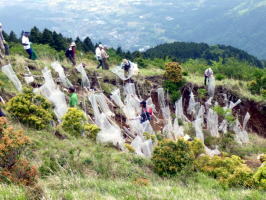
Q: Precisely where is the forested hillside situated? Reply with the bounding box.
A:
[143,42,264,68]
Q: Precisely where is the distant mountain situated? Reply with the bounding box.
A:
[143,42,264,68]
[0,0,266,58]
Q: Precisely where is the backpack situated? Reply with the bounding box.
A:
[65,49,71,58]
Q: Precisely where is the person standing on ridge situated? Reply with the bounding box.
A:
[121,59,132,78]
[101,45,109,70]
[68,87,78,107]
[22,32,37,60]
[65,42,76,66]
[204,67,214,86]
[95,44,103,69]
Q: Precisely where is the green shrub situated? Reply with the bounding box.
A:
[248,73,266,95]
[213,105,235,124]
[143,132,156,143]
[84,124,101,141]
[124,144,135,153]
[189,139,205,158]
[62,108,87,137]
[253,164,266,189]
[152,139,194,176]
[195,155,254,188]
[197,88,207,99]
[219,132,238,153]
[163,79,185,103]
[6,88,53,129]
[216,74,225,81]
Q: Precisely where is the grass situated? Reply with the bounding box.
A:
[2,122,262,200]
[185,73,266,103]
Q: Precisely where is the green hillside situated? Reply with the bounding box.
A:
[0,37,266,200]
[143,42,264,68]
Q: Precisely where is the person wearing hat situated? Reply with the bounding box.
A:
[65,42,76,66]
[22,31,34,59]
[0,23,5,59]
[95,44,103,69]
[121,59,132,78]
[204,67,214,86]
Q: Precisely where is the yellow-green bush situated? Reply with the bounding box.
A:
[124,144,135,153]
[84,123,101,141]
[254,164,266,189]
[164,62,183,83]
[62,108,87,137]
[6,88,53,129]
[143,132,156,143]
[152,139,194,176]
[195,155,254,188]
[189,139,205,158]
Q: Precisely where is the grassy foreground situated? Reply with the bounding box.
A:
[0,122,265,200]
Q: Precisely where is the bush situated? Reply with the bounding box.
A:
[1,159,38,186]
[213,105,235,125]
[163,80,185,103]
[125,144,135,153]
[62,108,87,137]
[84,124,101,141]
[253,164,266,189]
[189,139,205,158]
[143,132,156,143]
[164,62,183,82]
[197,88,207,99]
[216,74,225,81]
[0,117,30,168]
[195,155,254,188]
[6,88,53,129]
[152,139,194,176]
[248,73,266,95]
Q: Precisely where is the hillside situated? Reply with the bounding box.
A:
[143,42,264,68]
[0,43,266,199]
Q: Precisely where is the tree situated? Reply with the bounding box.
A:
[9,31,19,43]
[75,37,84,51]
[52,31,67,51]
[30,26,42,43]
[41,29,53,45]
[2,31,9,41]
[83,37,94,52]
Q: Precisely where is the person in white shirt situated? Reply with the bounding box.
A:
[22,32,33,59]
[95,44,103,69]
[204,68,214,86]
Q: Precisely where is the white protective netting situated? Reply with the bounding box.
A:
[207,108,219,137]
[193,105,205,141]
[1,64,22,92]
[24,66,35,84]
[36,67,68,119]
[88,92,124,147]
[51,61,73,88]
[208,76,215,97]
[76,63,90,88]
